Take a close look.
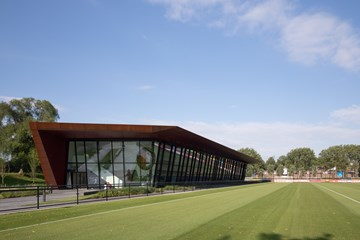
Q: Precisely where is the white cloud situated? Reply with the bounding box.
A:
[137,85,156,91]
[238,0,291,32]
[143,119,360,160]
[331,105,360,123]
[148,0,226,22]
[148,0,360,72]
[281,12,360,70]
[0,96,21,102]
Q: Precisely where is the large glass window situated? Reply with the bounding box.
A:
[139,141,155,184]
[66,140,159,188]
[98,141,114,185]
[124,141,140,184]
[66,139,248,188]
[85,141,100,187]
[112,141,124,187]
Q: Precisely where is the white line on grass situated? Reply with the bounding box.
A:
[316,184,360,204]
[0,183,277,233]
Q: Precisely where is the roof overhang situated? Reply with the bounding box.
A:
[30,122,258,163]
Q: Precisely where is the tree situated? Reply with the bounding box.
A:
[0,158,6,185]
[28,148,40,183]
[276,164,284,176]
[265,156,276,167]
[288,164,296,176]
[343,145,360,177]
[0,97,59,175]
[277,155,288,167]
[286,148,316,173]
[318,145,348,177]
[267,164,275,177]
[265,157,276,176]
[238,148,264,177]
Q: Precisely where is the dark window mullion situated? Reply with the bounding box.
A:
[156,143,166,183]
[184,149,191,182]
[110,141,115,186]
[220,158,226,180]
[122,141,126,185]
[169,146,177,183]
[197,152,202,181]
[203,154,211,181]
[165,146,174,183]
[230,161,236,180]
[96,141,101,188]
[175,147,184,182]
[212,157,219,181]
[209,156,216,181]
[83,141,88,187]
[189,151,197,182]
[178,148,186,182]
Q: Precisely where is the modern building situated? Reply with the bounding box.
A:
[30,122,258,188]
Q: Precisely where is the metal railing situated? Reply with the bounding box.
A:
[0,180,268,213]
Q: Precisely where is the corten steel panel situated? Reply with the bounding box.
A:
[30,122,258,185]
[30,125,56,185]
[38,132,67,186]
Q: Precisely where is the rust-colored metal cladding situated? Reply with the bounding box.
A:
[30,122,258,186]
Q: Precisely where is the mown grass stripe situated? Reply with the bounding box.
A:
[316,184,360,204]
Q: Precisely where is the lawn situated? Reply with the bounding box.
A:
[1,173,45,186]
[1,183,360,240]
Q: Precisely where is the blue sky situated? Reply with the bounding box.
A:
[1,0,360,160]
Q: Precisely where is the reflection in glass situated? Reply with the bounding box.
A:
[66,139,247,188]
[98,141,115,186]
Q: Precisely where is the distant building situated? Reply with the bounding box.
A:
[30,122,257,188]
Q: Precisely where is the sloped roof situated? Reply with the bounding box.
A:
[30,122,258,164]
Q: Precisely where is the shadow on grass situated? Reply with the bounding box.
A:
[258,233,333,240]
[216,235,231,240]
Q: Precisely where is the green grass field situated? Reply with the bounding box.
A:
[1,183,360,240]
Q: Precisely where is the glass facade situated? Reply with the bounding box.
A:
[67,140,247,188]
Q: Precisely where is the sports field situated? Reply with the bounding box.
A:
[1,183,360,240]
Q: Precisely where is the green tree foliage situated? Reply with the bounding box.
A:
[238,147,264,177]
[343,145,360,176]
[239,145,359,179]
[319,145,347,175]
[319,145,360,177]
[286,148,316,173]
[0,97,59,174]
[276,155,287,167]
[265,157,276,176]
[276,164,284,176]
[0,158,6,185]
[288,164,296,176]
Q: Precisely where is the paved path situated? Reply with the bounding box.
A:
[0,189,89,214]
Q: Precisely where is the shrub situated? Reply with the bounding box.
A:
[94,186,156,198]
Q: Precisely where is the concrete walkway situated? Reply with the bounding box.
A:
[0,188,89,214]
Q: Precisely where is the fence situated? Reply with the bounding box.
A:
[0,180,268,213]
[271,177,360,183]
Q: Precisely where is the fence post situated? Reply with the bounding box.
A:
[43,186,46,202]
[76,185,79,205]
[146,182,149,196]
[36,186,40,209]
[106,185,108,201]
[128,184,131,198]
